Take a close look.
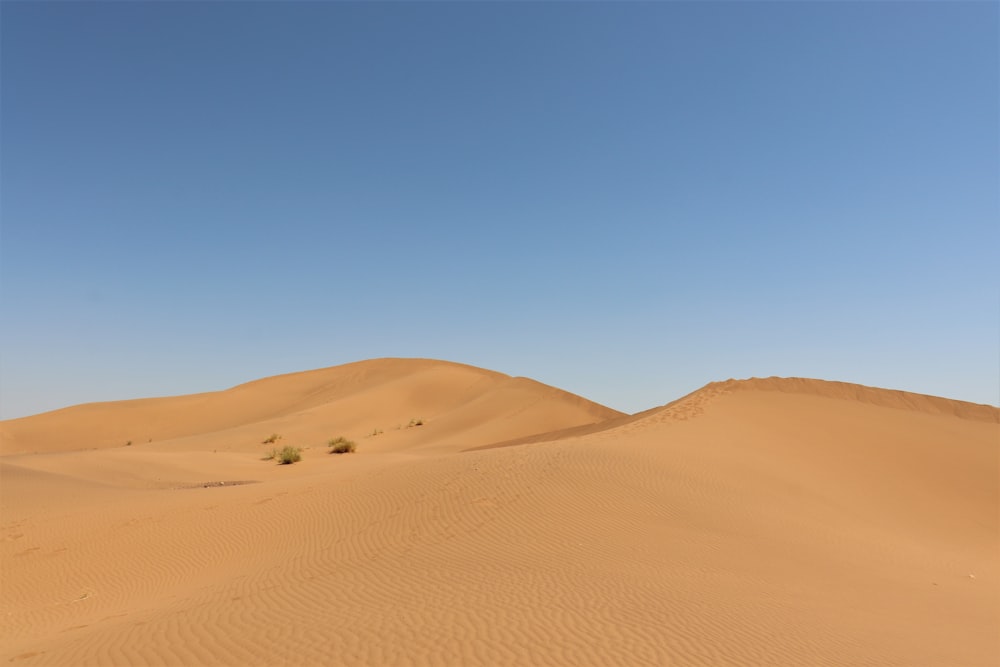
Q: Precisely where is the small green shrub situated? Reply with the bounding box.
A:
[262,433,282,444]
[277,446,301,464]
[262,448,278,461]
[328,436,356,454]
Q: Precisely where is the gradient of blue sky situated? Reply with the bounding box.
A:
[1,1,997,418]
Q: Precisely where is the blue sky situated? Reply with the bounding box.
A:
[1,1,997,419]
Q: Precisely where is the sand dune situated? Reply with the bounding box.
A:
[1,360,997,666]
[0,358,623,456]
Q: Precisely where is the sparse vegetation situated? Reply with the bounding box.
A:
[125,440,132,447]
[369,428,383,437]
[262,433,282,444]
[277,446,301,464]
[263,448,278,461]
[328,436,356,454]
[407,418,424,427]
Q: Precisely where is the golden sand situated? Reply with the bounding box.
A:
[2,359,996,665]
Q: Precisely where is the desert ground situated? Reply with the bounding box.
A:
[1,358,997,666]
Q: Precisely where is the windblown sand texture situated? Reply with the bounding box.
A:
[1,358,997,666]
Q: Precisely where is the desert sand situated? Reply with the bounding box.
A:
[1,358,997,666]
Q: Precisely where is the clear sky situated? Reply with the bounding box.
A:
[1,1,997,419]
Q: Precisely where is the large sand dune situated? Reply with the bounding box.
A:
[1,359,997,665]
[0,358,623,457]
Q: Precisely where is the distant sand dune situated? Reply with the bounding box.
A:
[471,375,999,451]
[1,359,996,665]
[0,358,622,456]
[723,376,999,422]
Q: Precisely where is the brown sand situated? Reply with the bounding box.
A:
[1,359,997,665]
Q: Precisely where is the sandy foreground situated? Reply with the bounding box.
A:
[1,358,997,666]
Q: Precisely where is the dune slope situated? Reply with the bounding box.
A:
[1,368,996,666]
[0,358,623,456]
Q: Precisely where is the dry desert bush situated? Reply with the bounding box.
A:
[277,446,301,464]
[328,436,356,454]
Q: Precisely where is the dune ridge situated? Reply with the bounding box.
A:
[471,375,998,452]
[645,376,1000,425]
[720,376,999,422]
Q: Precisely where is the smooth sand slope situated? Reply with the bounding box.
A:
[1,359,997,666]
[0,358,623,457]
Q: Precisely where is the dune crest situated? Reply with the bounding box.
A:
[472,375,998,452]
[721,376,1000,422]
[638,376,1000,427]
